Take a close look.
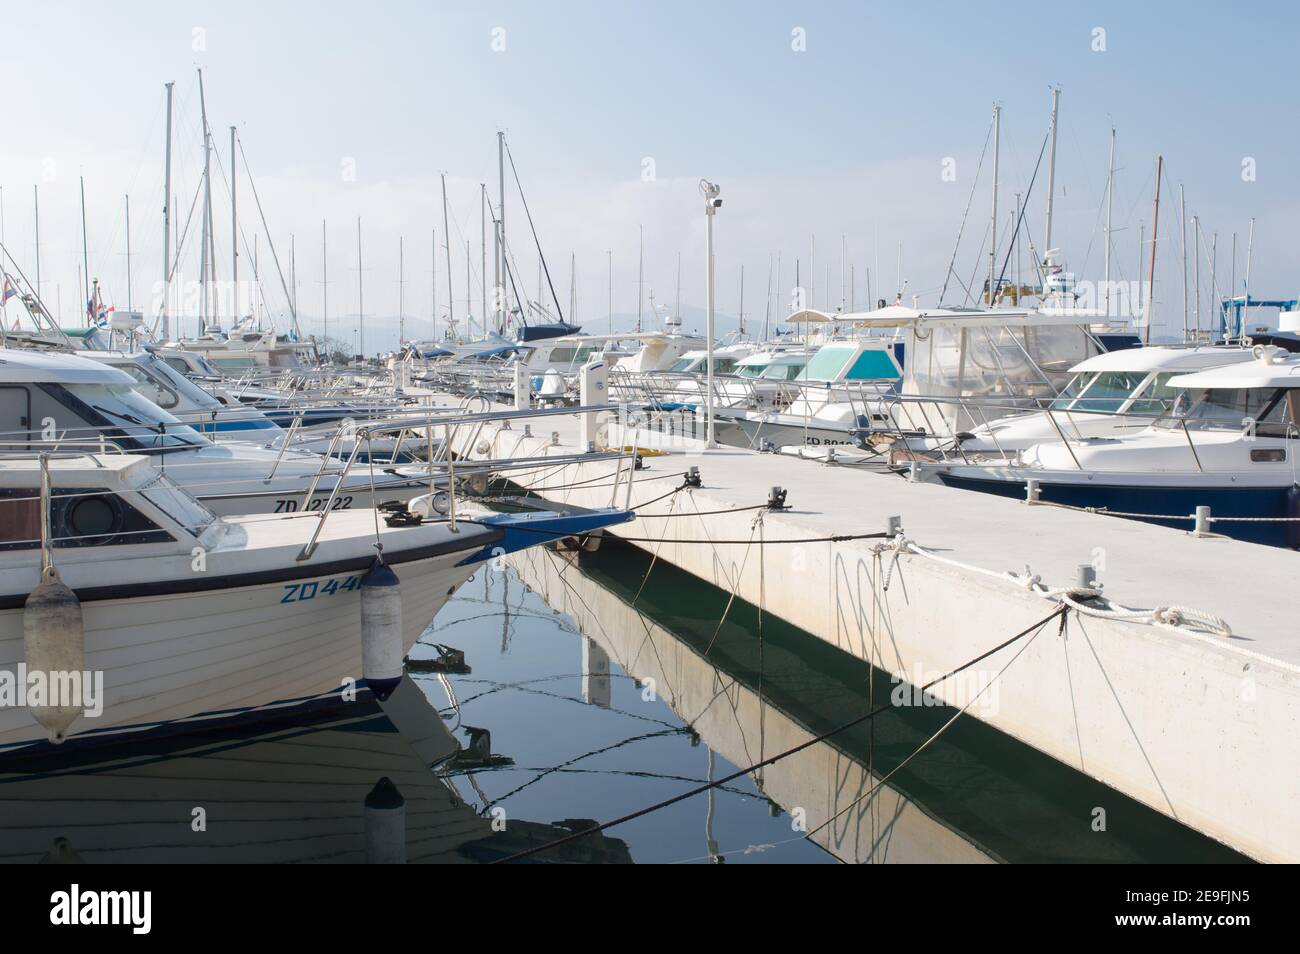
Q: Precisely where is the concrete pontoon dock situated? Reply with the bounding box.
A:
[426,390,1300,863]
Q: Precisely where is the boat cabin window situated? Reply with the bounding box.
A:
[1167,387,1295,436]
[1064,370,1149,413]
[114,363,181,409]
[796,344,885,382]
[161,355,191,375]
[843,350,900,381]
[762,362,807,381]
[1126,372,1181,415]
[138,473,217,537]
[38,383,210,452]
[547,345,601,364]
[667,357,699,373]
[737,363,766,378]
[209,356,258,370]
[1048,372,1097,410]
[141,359,225,412]
[0,486,175,550]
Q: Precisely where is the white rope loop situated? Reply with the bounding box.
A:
[880,532,1233,639]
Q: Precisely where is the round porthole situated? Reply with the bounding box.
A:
[66,495,121,544]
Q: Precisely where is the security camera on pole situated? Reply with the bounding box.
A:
[700,179,722,448]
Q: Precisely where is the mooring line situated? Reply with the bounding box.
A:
[804,608,1065,842]
[491,603,1069,863]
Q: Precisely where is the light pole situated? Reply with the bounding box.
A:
[700,179,721,448]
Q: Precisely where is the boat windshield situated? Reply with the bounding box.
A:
[1054,370,1147,412]
[736,363,766,378]
[761,362,808,381]
[1158,387,1295,435]
[42,382,210,451]
[1126,372,1181,415]
[1047,372,1096,409]
[667,357,699,373]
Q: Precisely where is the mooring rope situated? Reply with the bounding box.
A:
[491,604,1069,863]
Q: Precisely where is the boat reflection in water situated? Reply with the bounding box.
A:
[0,543,1250,864]
[500,542,1249,864]
[0,677,630,864]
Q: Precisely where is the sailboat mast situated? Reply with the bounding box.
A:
[1180,184,1188,339]
[1144,155,1163,343]
[480,184,487,331]
[33,185,40,301]
[497,131,506,333]
[440,173,453,332]
[321,220,327,346]
[161,81,174,339]
[125,194,132,312]
[356,217,364,357]
[675,252,681,320]
[290,234,297,320]
[198,69,212,336]
[79,177,89,311]
[763,253,773,341]
[989,104,1000,305]
[1243,217,1255,339]
[738,264,745,335]
[230,126,238,322]
[1192,216,1200,337]
[1044,87,1060,255]
[1104,127,1115,316]
[398,236,404,344]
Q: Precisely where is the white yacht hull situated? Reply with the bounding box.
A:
[0,544,485,748]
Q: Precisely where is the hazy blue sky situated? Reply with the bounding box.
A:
[0,1,1294,351]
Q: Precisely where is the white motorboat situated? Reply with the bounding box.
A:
[0,349,437,516]
[893,345,1259,457]
[0,449,632,747]
[916,345,1300,547]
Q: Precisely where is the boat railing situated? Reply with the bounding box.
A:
[0,437,129,460]
[294,401,630,561]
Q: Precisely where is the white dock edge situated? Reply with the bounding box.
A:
[444,396,1300,862]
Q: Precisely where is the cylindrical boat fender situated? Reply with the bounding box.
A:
[360,560,403,700]
[23,566,85,745]
[364,776,406,865]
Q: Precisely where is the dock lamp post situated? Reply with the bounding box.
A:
[701,179,721,448]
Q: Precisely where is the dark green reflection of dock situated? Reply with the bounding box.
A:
[527,540,1249,864]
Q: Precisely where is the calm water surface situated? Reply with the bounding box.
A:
[0,541,1249,864]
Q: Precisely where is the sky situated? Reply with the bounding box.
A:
[0,1,1296,353]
